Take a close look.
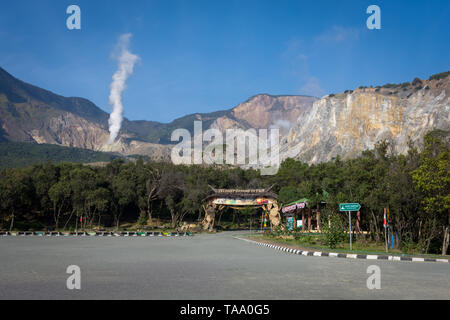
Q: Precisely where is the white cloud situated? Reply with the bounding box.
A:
[315,26,360,44]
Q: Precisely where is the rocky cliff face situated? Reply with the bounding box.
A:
[229,94,317,130]
[280,75,450,164]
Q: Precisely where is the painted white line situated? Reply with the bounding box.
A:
[389,256,401,261]
[235,237,450,264]
[329,253,338,257]
[436,259,449,263]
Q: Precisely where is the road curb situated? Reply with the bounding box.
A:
[0,231,193,237]
[234,236,450,264]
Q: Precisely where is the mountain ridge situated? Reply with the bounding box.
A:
[0,66,449,165]
[0,67,315,145]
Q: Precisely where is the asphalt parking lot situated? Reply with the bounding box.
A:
[0,231,449,299]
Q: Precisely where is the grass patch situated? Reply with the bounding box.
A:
[245,233,450,260]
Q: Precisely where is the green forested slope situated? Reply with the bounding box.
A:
[0,141,119,168]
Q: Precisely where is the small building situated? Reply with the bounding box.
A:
[281,197,326,232]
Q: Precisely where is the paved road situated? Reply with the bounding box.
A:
[0,231,449,299]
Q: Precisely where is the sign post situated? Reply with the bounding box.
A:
[340,203,361,251]
[348,211,352,250]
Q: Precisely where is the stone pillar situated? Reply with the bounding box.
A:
[202,203,216,232]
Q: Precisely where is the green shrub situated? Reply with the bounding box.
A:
[137,211,147,226]
[428,71,450,81]
[322,212,346,249]
[401,233,420,254]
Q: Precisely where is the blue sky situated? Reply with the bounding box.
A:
[0,0,449,123]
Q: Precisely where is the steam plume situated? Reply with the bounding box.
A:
[106,33,140,145]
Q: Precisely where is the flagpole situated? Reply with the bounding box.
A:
[384,208,388,253]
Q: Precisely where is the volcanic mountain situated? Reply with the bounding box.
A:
[0,66,449,165]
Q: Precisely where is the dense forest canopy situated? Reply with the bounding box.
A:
[0,130,448,254]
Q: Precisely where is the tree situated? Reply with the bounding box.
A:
[412,130,450,255]
[111,164,137,230]
[158,169,186,228]
[135,161,162,225]
[0,168,33,230]
[86,187,110,229]
[278,186,299,205]
[68,166,100,231]
[48,179,71,230]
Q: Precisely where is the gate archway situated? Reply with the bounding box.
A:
[201,186,281,231]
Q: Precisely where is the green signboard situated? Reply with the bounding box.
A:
[339,203,361,211]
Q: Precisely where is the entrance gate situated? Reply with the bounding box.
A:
[201,186,281,231]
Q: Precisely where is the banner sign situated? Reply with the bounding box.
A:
[213,198,273,205]
[282,202,306,213]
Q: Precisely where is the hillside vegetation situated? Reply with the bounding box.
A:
[0,141,120,168]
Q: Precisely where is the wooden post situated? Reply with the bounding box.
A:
[260,207,264,231]
[308,208,311,231]
[302,209,305,232]
[316,210,321,232]
[356,210,361,233]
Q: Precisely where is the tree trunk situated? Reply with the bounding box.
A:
[63,209,75,230]
[370,210,380,244]
[55,205,62,230]
[424,217,437,254]
[9,212,14,232]
[197,209,202,223]
[442,225,449,256]
[146,207,152,225]
[147,195,153,224]
[217,211,223,226]
[171,212,177,228]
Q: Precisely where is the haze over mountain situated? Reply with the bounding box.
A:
[0,66,449,166]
